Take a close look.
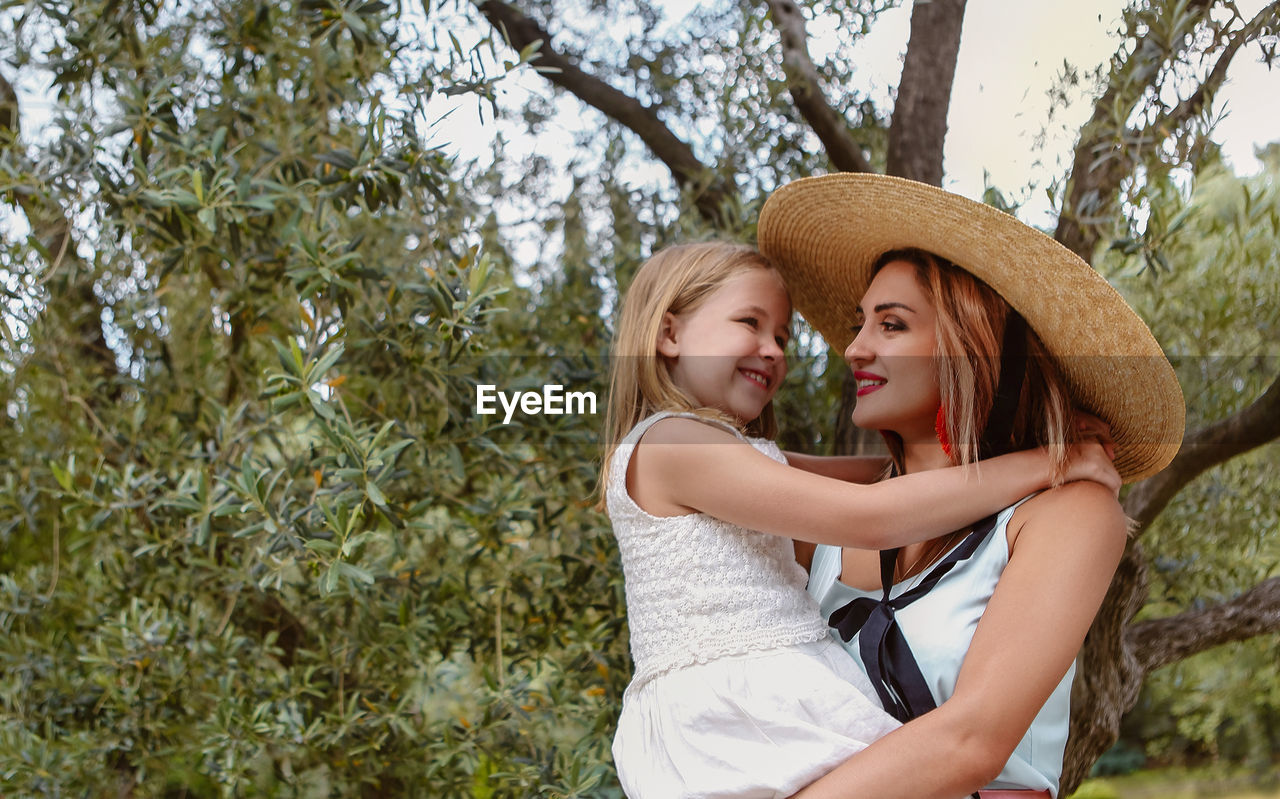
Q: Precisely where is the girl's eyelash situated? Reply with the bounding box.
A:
[738,317,759,327]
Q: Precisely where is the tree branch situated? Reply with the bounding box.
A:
[885,0,967,185]
[829,0,966,451]
[1056,2,1279,260]
[765,0,873,174]
[1123,372,1280,529]
[1128,577,1280,673]
[1054,79,1128,261]
[1,70,121,398]
[0,69,17,139]
[475,1,733,226]
[1153,1,1280,136]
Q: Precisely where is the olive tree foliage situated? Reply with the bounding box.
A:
[1,1,1277,797]
[462,0,1280,790]
[1100,150,1280,767]
[1,1,623,796]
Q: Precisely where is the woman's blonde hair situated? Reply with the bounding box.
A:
[598,242,785,502]
[875,248,1077,483]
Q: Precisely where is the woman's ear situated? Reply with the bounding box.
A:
[657,311,681,358]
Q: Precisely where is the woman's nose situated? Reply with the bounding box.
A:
[844,330,869,365]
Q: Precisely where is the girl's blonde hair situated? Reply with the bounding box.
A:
[875,248,1077,483]
[598,242,785,501]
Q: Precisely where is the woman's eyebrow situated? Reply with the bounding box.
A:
[873,301,915,314]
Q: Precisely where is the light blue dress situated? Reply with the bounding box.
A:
[806,496,1072,797]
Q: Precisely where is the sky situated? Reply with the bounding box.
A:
[5,1,1277,234]
[423,0,1277,228]
[938,0,1276,221]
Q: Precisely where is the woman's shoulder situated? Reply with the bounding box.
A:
[1007,480,1127,550]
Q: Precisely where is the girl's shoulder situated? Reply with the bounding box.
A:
[619,412,786,488]
[623,410,762,448]
[639,413,746,446]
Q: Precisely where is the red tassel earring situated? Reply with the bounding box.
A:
[935,405,953,458]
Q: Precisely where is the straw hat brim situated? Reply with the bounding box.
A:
[757,173,1184,482]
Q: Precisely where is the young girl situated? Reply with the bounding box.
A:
[600,241,1121,798]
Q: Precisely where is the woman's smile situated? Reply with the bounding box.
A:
[844,260,942,442]
[853,371,886,396]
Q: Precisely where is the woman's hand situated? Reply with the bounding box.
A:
[1063,439,1121,496]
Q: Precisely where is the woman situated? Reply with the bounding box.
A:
[756,173,1184,798]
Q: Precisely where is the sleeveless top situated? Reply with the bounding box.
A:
[807,497,1073,797]
[607,411,830,693]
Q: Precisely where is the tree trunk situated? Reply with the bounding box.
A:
[835,0,967,456]
[1063,373,1280,791]
[1062,539,1150,791]
[886,0,967,185]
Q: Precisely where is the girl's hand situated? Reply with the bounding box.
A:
[1063,439,1121,496]
[1074,409,1116,460]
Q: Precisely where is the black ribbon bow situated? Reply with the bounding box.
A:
[827,512,1000,723]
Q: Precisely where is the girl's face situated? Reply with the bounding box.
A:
[844,260,942,442]
[659,268,791,425]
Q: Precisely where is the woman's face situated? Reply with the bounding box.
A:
[844,260,942,442]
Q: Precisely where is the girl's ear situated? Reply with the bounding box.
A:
[657,311,681,358]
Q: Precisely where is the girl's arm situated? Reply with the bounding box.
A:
[630,416,1120,550]
[784,409,1114,487]
[784,452,888,484]
[782,452,890,571]
[788,480,1128,799]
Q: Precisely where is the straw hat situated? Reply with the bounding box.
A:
[757,173,1184,482]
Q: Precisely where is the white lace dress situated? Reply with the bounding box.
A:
[608,412,899,799]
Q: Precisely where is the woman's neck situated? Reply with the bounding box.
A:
[900,438,952,475]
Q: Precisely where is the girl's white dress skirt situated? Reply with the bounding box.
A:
[611,637,900,799]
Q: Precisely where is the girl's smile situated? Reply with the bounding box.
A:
[658,268,791,424]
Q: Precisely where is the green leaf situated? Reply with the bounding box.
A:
[308,390,337,420]
[336,561,374,585]
[211,126,228,159]
[305,538,340,555]
[341,530,379,556]
[309,342,346,383]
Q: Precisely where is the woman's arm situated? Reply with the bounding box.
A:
[789,480,1128,799]
[784,452,889,484]
[630,416,1121,551]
